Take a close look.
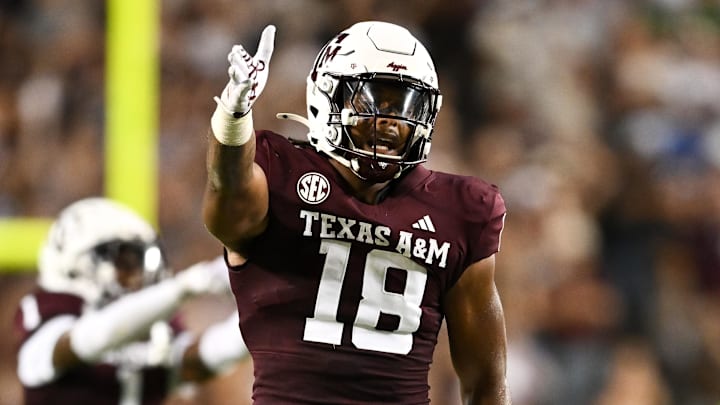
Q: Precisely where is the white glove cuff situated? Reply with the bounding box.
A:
[198,312,248,374]
[210,98,254,146]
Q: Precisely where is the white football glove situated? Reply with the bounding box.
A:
[211,25,276,146]
[216,24,276,116]
[175,256,230,296]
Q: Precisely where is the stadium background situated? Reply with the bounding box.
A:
[1,0,720,404]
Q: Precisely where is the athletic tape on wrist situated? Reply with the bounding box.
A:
[210,97,254,146]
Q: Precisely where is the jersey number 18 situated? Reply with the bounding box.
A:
[303,240,428,355]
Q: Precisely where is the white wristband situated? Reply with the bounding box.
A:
[210,98,254,146]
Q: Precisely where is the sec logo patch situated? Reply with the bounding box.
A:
[297,172,330,204]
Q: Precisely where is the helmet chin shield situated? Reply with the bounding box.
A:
[304,21,442,180]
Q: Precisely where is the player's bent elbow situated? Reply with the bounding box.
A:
[204,213,268,253]
[69,319,112,362]
[203,198,268,246]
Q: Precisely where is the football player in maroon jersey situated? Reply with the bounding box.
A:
[14,198,249,405]
[203,21,510,404]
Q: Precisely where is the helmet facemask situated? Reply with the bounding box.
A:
[320,73,440,181]
[88,239,166,306]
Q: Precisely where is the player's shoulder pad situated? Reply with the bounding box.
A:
[429,172,506,223]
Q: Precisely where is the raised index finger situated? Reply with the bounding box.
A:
[255,25,276,62]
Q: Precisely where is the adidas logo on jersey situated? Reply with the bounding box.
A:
[412,215,435,233]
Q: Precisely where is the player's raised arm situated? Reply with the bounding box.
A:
[203,25,275,256]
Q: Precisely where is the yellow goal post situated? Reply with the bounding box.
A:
[0,0,159,272]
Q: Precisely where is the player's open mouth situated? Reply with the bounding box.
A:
[372,135,400,154]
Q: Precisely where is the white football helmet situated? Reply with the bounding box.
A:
[38,198,167,308]
[304,21,442,180]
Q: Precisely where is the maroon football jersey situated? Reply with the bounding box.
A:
[13,290,183,405]
[226,130,506,404]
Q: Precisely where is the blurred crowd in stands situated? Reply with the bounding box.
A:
[1,0,719,404]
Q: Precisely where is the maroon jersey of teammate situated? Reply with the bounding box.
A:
[14,290,181,405]
[227,130,506,404]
